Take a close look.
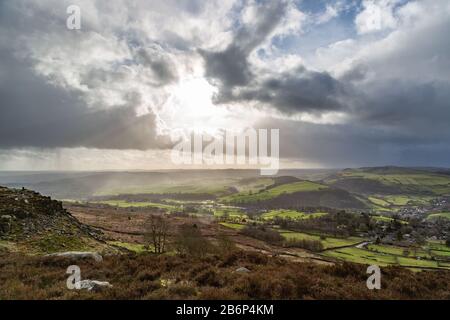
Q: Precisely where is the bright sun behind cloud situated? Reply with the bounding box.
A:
[161,77,255,135]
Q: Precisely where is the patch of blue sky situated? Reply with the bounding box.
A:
[271,1,361,59]
[297,0,360,16]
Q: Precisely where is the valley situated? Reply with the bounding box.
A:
[1,167,450,299]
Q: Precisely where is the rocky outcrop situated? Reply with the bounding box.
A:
[0,186,108,254]
[46,251,103,262]
[0,186,101,238]
[235,267,251,273]
[77,280,112,291]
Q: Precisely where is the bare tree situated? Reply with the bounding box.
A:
[175,223,212,257]
[144,215,169,254]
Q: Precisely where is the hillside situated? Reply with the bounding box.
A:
[222,180,366,209]
[0,183,449,300]
[2,167,449,213]
[324,167,450,196]
[2,251,450,300]
[0,186,110,254]
[0,171,262,199]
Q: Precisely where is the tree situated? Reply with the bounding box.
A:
[175,223,212,257]
[396,230,403,241]
[144,215,169,254]
[216,233,236,255]
[415,234,426,246]
[446,237,450,247]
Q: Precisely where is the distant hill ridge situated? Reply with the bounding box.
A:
[326,166,450,196]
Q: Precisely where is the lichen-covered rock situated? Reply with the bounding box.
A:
[0,215,13,234]
[77,280,112,291]
[235,267,251,273]
[7,208,32,219]
[46,251,103,262]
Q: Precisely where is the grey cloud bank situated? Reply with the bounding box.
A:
[0,49,171,150]
[0,0,450,169]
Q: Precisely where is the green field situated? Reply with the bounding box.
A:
[371,215,408,224]
[431,250,450,258]
[234,178,275,193]
[366,194,433,213]
[427,240,449,251]
[221,181,328,203]
[261,210,328,220]
[368,197,391,207]
[427,212,450,221]
[92,200,176,210]
[367,244,431,259]
[323,242,450,270]
[213,207,247,218]
[94,180,234,197]
[108,241,151,253]
[220,222,245,230]
[335,168,450,196]
[279,231,362,249]
[341,170,450,186]
[383,195,411,206]
[397,257,439,268]
[322,247,398,266]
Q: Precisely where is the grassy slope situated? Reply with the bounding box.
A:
[233,177,275,193]
[95,184,231,197]
[221,181,327,203]
[371,215,408,224]
[367,244,431,259]
[213,207,247,218]
[323,168,450,214]
[340,168,450,186]
[92,200,176,210]
[328,167,450,196]
[427,212,450,220]
[368,197,391,207]
[261,210,328,220]
[279,231,363,249]
[324,242,450,270]
[219,222,245,230]
[323,247,398,266]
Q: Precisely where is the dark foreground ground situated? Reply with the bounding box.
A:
[1,251,449,300]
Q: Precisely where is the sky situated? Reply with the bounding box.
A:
[0,0,449,170]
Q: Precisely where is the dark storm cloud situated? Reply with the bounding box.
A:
[357,79,450,136]
[200,1,288,88]
[197,0,450,167]
[201,46,251,88]
[257,117,450,168]
[221,66,347,114]
[255,75,450,167]
[200,0,349,114]
[135,46,179,86]
[339,64,368,83]
[0,50,171,150]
